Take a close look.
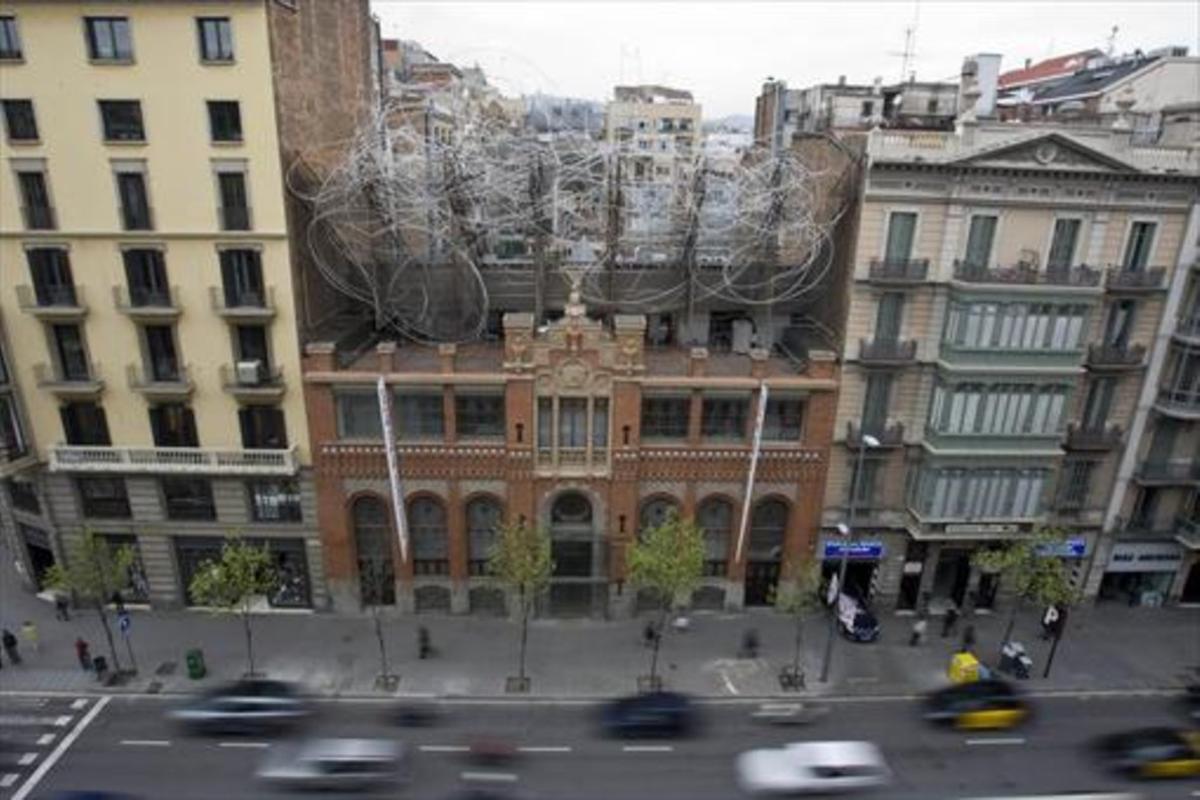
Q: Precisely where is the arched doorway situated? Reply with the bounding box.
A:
[746,498,788,605]
[466,496,503,576]
[698,497,733,577]
[548,491,603,616]
[352,495,395,606]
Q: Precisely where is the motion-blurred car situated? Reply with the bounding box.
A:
[923,679,1029,730]
[1183,682,1200,721]
[736,740,891,795]
[257,738,406,791]
[167,678,310,734]
[1092,727,1200,779]
[836,594,880,643]
[391,700,441,727]
[599,691,696,738]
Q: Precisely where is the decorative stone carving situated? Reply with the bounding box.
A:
[559,359,588,389]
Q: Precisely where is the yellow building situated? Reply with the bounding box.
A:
[0,0,377,609]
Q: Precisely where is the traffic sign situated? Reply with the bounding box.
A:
[118,611,131,635]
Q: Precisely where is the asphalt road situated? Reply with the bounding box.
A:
[14,689,1197,800]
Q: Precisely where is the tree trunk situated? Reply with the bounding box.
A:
[648,603,669,684]
[517,589,530,682]
[242,606,255,677]
[374,610,389,677]
[95,601,122,673]
[792,613,804,679]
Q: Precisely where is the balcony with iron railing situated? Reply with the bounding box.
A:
[1087,343,1146,370]
[858,338,918,365]
[218,205,253,232]
[1064,423,1123,451]
[1173,315,1200,346]
[22,204,56,230]
[34,361,103,397]
[210,286,276,320]
[16,284,87,319]
[126,362,193,399]
[1134,459,1200,486]
[1155,386,1200,420]
[846,420,905,448]
[1105,266,1168,293]
[952,260,1102,288]
[866,258,929,284]
[220,363,285,401]
[113,285,180,320]
[1116,513,1199,541]
[48,443,299,475]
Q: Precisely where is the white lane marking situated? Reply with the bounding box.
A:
[1,774,19,788]
[53,716,71,727]
[17,753,37,766]
[13,694,110,800]
[36,734,55,746]
[120,739,171,747]
[518,746,572,753]
[0,715,67,727]
[720,670,739,695]
[218,741,269,749]
[622,745,674,752]
[965,737,1026,746]
[419,744,471,753]
[460,771,518,783]
[69,699,88,710]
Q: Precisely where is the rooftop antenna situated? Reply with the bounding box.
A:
[888,0,921,82]
[1106,25,1119,57]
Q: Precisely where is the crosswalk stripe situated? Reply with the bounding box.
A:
[36,734,54,746]
[53,716,72,727]
[17,753,37,766]
[70,699,88,710]
[1,774,20,788]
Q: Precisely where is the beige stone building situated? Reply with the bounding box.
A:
[0,0,376,609]
[822,114,1199,612]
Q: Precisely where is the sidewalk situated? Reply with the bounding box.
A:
[2,551,1197,699]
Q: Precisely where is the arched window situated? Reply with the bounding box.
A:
[749,498,788,561]
[639,496,679,537]
[698,498,733,576]
[408,496,448,576]
[551,492,592,525]
[466,496,502,576]
[352,495,394,605]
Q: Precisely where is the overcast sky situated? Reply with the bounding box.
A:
[371,1,1197,118]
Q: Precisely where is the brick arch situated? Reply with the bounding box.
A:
[749,495,791,561]
[638,493,682,536]
[346,491,396,605]
[697,494,737,573]
[539,485,605,532]
[407,492,449,576]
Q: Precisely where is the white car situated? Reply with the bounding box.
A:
[256,737,406,792]
[736,740,891,795]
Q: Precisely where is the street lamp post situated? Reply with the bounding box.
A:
[819,432,879,683]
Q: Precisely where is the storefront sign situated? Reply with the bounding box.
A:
[945,523,1020,536]
[902,561,924,575]
[1105,541,1182,573]
[823,541,884,559]
[1037,538,1087,558]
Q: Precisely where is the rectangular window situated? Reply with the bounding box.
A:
[217,171,250,230]
[850,458,879,508]
[219,249,265,307]
[1047,218,1080,269]
[84,17,133,61]
[701,396,748,440]
[239,406,287,449]
[161,477,216,521]
[2,99,37,141]
[77,477,130,518]
[1058,460,1094,509]
[558,398,587,448]
[7,477,39,515]
[874,293,904,342]
[52,324,89,381]
[234,324,270,369]
[98,100,144,141]
[143,325,180,382]
[149,404,198,447]
[0,16,22,60]
[455,392,504,438]
[763,397,804,440]
[964,214,998,268]
[123,249,169,306]
[60,402,110,446]
[27,248,75,306]
[116,170,152,230]
[17,170,54,230]
[641,396,689,439]
[1103,300,1136,348]
[395,392,444,439]
[1122,221,1156,271]
[593,397,609,448]
[207,101,242,142]
[336,392,381,439]
[248,479,302,522]
[537,397,552,450]
[0,394,27,459]
[1082,377,1116,429]
[862,374,892,433]
[196,17,233,62]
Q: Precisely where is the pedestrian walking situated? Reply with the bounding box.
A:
[111,590,126,613]
[20,620,38,653]
[740,628,760,659]
[941,606,960,638]
[418,626,432,660]
[961,624,977,653]
[642,621,657,648]
[54,594,71,621]
[74,637,91,672]
[2,628,20,664]
[909,615,928,647]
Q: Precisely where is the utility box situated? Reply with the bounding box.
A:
[185,648,206,680]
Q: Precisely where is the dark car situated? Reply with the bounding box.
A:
[1093,727,1200,779]
[923,679,1029,730]
[167,678,311,734]
[599,691,696,738]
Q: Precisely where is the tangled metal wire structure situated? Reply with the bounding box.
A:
[291,101,851,344]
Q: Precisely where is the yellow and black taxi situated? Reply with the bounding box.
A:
[923,679,1029,730]
[1093,727,1200,780]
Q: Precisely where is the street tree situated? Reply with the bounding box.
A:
[488,520,553,691]
[188,537,277,677]
[773,555,823,689]
[45,529,137,675]
[972,528,1078,653]
[627,513,705,689]
[360,557,398,689]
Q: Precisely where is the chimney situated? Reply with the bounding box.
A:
[1024,57,1032,70]
[958,53,1002,119]
[838,74,846,86]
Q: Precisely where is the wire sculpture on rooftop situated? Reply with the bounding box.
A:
[290,100,852,344]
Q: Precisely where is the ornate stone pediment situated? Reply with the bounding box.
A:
[952,133,1135,173]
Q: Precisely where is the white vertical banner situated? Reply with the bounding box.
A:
[735,383,769,564]
[377,376,409,563]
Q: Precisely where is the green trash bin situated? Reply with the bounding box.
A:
[185,648,206,680]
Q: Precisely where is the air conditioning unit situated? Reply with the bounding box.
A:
[236,360,263,385]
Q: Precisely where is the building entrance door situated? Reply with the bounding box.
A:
[1180,561,1200,604]
[19,524,56,590]
[931,549,971,608]
[745,561,781,606]
[548,492,605,617]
